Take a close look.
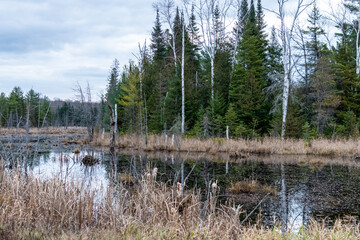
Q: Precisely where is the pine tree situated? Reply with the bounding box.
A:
[230,0,269,135]
[237,0,249,36]
[305,4,326,72]
[118,61,141,133]
[188,5,200,46]
[310,55,340,135]
[150,9,167,61]
[8,87,25,127]
[334,21,360,122]
[267,27,283,85]
[224,104,238,137]
[172,8,182,64]
[106,59,120,107]
[26,89,40,127]
[0,93,8,127]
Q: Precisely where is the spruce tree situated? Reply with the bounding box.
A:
[305,4,326,72]
[150,9,167,61]
[230,0,269,135]
[237,0,249,36]
[0,93,8,127]
[334,21,360,122]
[106,59,120,107]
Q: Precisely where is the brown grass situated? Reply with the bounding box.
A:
[0,161,359,239]
[228,180,276,195]
[90,134,360,158]
[0,126,87,135]
[3,127,360,158]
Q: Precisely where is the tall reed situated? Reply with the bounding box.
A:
[0,161,358,239]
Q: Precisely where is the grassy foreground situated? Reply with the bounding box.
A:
[0,162,359,239]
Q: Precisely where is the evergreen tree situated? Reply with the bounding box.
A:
[39,97,52,127]
[26,89,40,127]
[305,4,326,72]
[267,26,283,85]
[310,54,340,134]
[118,61,141,133]
[106,58,120,107]
[230,0,269,135]
[8,87,25,127]
[150,9,167,61]
[0,93,8,127]
[334,21,360,122]
[224,104,238,137]
[236,0,249,37]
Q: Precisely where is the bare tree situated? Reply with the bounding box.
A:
[344,0,360,74]
[183,0,233,100]
[269,0,314,139]
[181,11,185,134]
[133,41,149,145]
[74,82,97,141]
[154,0,178,67]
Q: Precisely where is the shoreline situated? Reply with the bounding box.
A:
[1,127,360,158]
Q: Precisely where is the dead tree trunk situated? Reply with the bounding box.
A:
[26,101,30,135]
[108,104,116,152]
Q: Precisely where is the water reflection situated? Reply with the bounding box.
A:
[13,149,360,230]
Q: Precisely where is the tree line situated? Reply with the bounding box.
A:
[2,0,360,140]
[108,0,360,139]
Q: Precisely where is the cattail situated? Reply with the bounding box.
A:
[152,167,158,180]
[177,182,182,198]
[211,180,218,196]
[146,172,151,182]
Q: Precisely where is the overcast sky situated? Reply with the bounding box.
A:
[0,0,340,101]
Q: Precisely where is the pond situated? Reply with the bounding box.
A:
[1,141,360,231]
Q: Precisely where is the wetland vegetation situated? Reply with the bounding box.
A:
[1,130,360,239]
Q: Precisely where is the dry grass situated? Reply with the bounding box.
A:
[91,134,360,158]
[0,162,359,239]
[3,127,360,158]
[228,180,276,195]
[0,126,87,135]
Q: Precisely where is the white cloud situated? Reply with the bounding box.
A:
[0,0,154,100]
[0,0,344,101]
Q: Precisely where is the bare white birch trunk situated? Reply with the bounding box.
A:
[279,0,288,140]
[210,56,215,100]
[173,33,177,67]
[26,101,30,135]
[182,0,231,102]
[226,125,229,140]
[181,17,185,134]
[276,0,313,139]
[281,69,290,139]
[114,103,117,136]
[357,14,360,75]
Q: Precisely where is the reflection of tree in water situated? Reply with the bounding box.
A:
[22,150,360,229]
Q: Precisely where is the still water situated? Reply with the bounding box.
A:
[5,145,360,230]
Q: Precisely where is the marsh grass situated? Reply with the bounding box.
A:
[90,134,360,158]
[0,160,359,239]
[0,126,87,135]
[228,180,276,195]
[3,127,360,158]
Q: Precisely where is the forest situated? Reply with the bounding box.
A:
[1,0,360,141]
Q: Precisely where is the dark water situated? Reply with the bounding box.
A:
[3,144,360,231]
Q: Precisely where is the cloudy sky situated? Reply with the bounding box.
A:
[0,0,340,101]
